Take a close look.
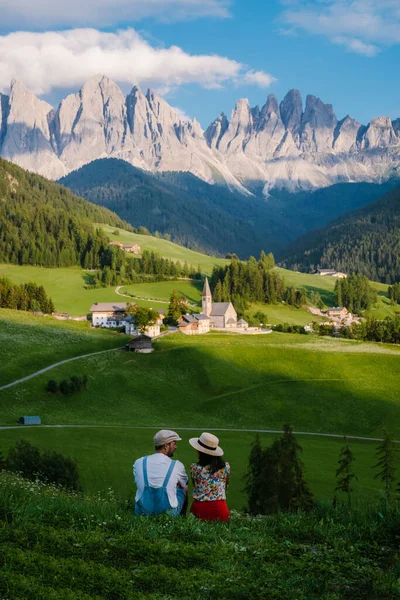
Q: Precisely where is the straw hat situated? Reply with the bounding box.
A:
[189,432,224,457]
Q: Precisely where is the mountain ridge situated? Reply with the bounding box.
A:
[1,75,399,193]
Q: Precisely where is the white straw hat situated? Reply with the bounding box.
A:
[189,432,224,457]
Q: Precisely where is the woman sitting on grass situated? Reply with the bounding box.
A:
[189,432,230,522]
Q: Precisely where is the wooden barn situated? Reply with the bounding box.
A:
[126,335,153,353]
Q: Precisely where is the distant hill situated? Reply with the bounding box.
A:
[59,158,398,258]
[279,185,400,283]
[59,158,290,257]
[0,158,132,268]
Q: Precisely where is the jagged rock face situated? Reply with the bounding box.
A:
[0,76,399,193]
[1,80,65,178]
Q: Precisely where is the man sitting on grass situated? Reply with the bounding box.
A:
[133,430,188,516]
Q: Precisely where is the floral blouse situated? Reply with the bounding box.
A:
[190,462,231,502]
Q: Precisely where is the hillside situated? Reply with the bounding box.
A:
[1,313,400,506]
[0,158,132,268]
[279,185,400,283]
[60,158,399,258]
[1,472,398,599]
[59,158,290,257]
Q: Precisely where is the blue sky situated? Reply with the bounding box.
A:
[0,0,398,128]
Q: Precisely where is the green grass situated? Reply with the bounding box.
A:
[1,472,399,599]
[121,279,202,305]
[1,314,400,507]
[0,427,396,509]
[0,309,129,386]
[0,265,171,316]
[247,301,323,326]
[96,223,228,274]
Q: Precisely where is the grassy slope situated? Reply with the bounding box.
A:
[1,315,400,506]
[121,280,202,304]
[0,309,129,386]
[96,224,228,273]
[2,473,398,600]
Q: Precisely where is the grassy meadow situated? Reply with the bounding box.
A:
[2,309,400,508]
[121,279,202,305]
[96,223,228,274]
[0,309,129,386]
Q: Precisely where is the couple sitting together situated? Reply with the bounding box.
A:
[133,429,230,522]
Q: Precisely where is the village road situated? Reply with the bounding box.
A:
[0,423,396,443]
[115,286,169,303]
[0,347,125,392]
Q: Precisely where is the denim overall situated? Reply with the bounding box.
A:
[135,456,178,516]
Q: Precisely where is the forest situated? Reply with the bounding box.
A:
[0,277,55,313]
[279,185,400,283]
[0,158,132,269]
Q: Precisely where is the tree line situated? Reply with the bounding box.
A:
[0,157,133,269]
[335,275,377,312]
[244,426,400,515]
[0,277,55,313]
[210,252,308,315]
[88,246,201,288]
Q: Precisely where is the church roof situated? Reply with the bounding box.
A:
[210,302,232,316]
[202,278,212,297]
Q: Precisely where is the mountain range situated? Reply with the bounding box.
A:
[1,75,400,194]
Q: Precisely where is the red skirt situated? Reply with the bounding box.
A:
[190,500,230,522]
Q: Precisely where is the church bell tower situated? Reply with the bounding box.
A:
[202,278,212,316]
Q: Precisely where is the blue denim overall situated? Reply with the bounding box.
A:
[135,456,183,516]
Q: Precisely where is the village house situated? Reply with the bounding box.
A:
[90,302,129,328]
[108,242,141,254]
[177,313,211,335]
[317,269,347,278]
[125,310,164,338]
[90,302,163,336]
[202,278,238,328]
[325,306,349,319]
[122,243,141,254]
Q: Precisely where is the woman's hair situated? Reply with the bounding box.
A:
[197,451,226,474]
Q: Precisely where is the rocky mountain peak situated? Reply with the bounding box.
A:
[204,112,229,149]
[279,89,303,132]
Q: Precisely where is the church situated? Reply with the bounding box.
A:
[202,278,238,328]
[177,278,238,334]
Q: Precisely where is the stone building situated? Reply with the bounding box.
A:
[202,278,237,329]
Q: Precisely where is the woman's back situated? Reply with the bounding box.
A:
[190,462,230,501]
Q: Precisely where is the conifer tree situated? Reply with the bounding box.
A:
[167,290,183,324]
[335,438,357,506]
[213,280,223,302]
[373,428,397,502]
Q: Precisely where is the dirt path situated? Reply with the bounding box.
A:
[0,423,395,443]
[115,286,169,304]
[0,347,124,392]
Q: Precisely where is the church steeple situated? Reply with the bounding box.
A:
[202,277,212,316]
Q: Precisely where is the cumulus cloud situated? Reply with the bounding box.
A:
[0,28,274,95]
[0,0,230,28]
[280,0,400,56]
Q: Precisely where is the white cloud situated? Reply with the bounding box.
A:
[280,0,400,56]
[0,28,274,96]
[0,0,230,28]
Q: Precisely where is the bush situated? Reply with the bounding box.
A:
[4,440,81,491]
[46,379,58,394]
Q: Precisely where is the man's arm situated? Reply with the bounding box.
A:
[176,460,189,494]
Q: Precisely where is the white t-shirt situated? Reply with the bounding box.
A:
[133,453,188,508]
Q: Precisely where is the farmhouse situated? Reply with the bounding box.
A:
[202,278,237,328]
[123,243,141,254]
[317,269,347,278]
[90,302,129,328]
[177,313,211,335]
[125,310,164,338]
[325,306,349,318]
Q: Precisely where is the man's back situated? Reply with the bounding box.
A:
[134,453,187,509]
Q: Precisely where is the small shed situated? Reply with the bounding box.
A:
[126,335,153,353]
[18,416,41,425]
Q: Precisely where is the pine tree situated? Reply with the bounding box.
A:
[167,290,183,324]
[213,280,223,302]
[335,438,357,506]
[373,428,397,501]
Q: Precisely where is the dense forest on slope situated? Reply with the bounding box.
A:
[60,159,399,258]
[279,185,400,283]
[0,158,133,268]
[59,158,288,257]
